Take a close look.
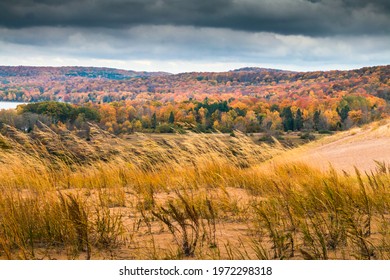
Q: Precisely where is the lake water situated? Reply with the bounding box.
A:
[0,102,26,110]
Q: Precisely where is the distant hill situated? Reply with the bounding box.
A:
[0,65,389,102]
[231,67,293,73]
[0,66,171,79]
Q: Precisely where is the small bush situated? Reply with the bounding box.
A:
[318,130,333,135]
[300,132,315,141]
[156,124,174,133]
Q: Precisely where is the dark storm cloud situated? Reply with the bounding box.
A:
[0,0,389,36]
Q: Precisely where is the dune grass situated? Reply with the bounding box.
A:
[0,125,389,259]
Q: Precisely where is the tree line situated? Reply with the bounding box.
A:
[0,94,385,136]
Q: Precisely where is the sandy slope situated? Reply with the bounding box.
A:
[272,120,390,173]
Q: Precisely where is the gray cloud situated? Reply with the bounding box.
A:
[1,26,389,67]
[0,0,389,36]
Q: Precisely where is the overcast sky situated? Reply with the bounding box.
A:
[0,0,389,73]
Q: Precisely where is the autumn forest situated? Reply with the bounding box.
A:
[1,65,389,135]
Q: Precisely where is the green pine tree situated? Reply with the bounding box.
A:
[168,111,175,124]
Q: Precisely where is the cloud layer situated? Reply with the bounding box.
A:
[0,0,389,72]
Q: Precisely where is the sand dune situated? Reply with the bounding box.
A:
[273,120,390,173]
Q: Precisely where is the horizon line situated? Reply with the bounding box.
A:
[0,63,389,75]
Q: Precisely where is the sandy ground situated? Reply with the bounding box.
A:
[271,121,390,173]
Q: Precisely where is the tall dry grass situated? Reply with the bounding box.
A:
[0,123,389,259]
